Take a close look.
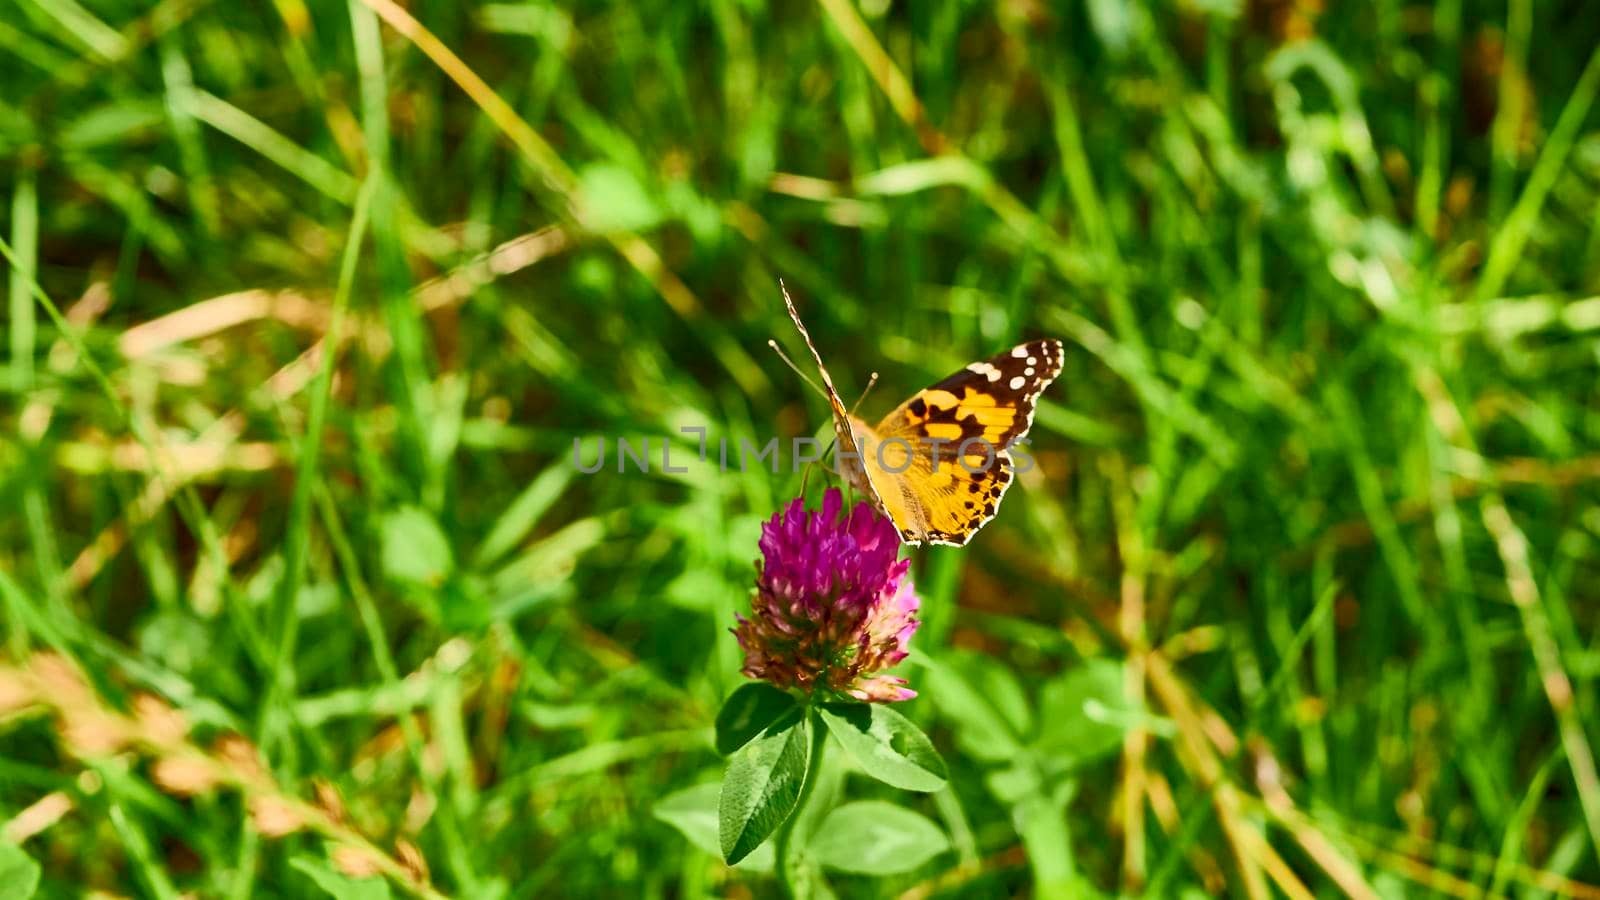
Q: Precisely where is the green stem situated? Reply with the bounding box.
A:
[774,711,828,897]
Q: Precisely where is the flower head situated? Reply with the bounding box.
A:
[733,489,921,702]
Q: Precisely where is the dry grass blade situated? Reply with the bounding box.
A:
[0,654,446,899]
[65,225,568,589]
[354,0,701,318]
[1143,653,1271,900]
[1107,455,1150,892]
[812,0,946,155]
[119,290,328,359]
[1415,366,1600,863]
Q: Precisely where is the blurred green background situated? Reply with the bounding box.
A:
[3,0,1600,896]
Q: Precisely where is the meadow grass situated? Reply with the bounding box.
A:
[3,0,1600,896]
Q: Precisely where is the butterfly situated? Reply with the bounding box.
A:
[777,283,1063,547]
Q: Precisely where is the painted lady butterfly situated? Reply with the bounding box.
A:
[779,284,1063,546]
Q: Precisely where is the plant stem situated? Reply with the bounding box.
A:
[774,711,827,898]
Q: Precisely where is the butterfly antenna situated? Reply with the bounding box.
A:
[846,371,879,419]
[767,339,830,402]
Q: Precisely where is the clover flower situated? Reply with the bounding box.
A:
[733,488,920,702]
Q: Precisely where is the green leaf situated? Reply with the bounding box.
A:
[818,703,947,792]
[488,518,605,605]
[652,782,774,871]
[289,856,392,900]
[1014,782,1087,899]
[1087,0,1139,56]
[380,506,453,586]
[438,572,492,631]
[424,373,469,488]
[923,655,1025,762]
[576,163,662,234]
[985,762,1042,805]
[979,662,1033,737]
[808,801,951,875]
[716,683,799,755]
[663,569,730,611]
[719,708,810,864]
[62,101,167,150]
[0,842,41,900]
[1035,659,1132,765]
[473,462,575,568]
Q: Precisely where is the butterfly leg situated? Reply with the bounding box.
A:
[799,436,840,502]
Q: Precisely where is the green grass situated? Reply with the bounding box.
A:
[3,0,1600,896]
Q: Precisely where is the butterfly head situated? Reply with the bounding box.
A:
[833,415,886,512]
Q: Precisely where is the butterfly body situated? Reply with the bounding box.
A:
[781,286,1063,546]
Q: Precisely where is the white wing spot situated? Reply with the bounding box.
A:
[1027,356,1037,366]
[1012,346,1028,358]
[967,361,1002,382]
[1025,367,1035,376]
[1009,375,1026,390]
